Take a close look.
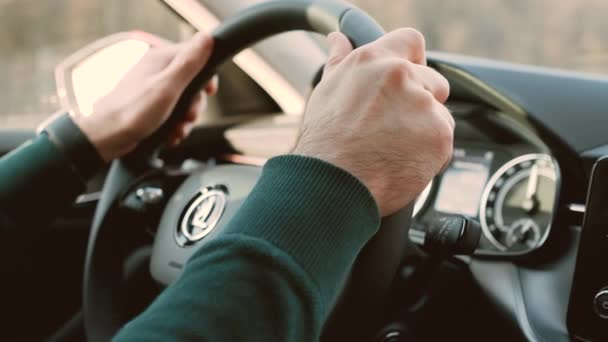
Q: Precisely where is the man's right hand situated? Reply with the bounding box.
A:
[293,28,454,216]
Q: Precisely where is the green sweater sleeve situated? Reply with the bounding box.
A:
[0,134,87,232]
[114,155,381,341]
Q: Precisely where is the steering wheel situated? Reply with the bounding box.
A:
[83,1,414,341]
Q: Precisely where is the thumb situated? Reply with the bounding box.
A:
[164,32,214,91]
[324,32,353,73]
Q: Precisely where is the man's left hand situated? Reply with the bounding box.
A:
[73,32,218,162]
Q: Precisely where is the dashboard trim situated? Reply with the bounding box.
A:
[433,62,527,118]
[567,203,585,214]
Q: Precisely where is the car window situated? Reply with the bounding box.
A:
[0,0,190,130]
[350,0,608,74]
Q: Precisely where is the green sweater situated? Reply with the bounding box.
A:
[0,135,380,341]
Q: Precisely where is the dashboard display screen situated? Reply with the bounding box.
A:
[434,149,494,216]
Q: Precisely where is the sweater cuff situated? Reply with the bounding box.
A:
[220,155,381,307]
[41,112,105,181]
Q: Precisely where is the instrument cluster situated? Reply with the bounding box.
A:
[411,145,559,255]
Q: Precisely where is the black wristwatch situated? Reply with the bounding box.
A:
[41,112,105,181]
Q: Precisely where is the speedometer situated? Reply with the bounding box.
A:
[479,154,558,252]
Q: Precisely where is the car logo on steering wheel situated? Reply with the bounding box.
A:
[177,187,227,246]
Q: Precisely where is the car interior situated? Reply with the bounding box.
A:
[1,0,607,341]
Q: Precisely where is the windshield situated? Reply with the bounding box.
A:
[2,0,607,130]
[351,0,608,74]
[195,0,608,74]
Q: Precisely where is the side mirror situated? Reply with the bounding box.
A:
[54,31,163,117]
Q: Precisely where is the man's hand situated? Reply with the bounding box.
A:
[293,29,454,216]
[73,32,218,162]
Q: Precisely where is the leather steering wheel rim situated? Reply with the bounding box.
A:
[83,1,413,341]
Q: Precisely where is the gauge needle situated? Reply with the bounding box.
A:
[520,219,533,236]
[513,220,532,245]
[507,219,531,246]
[523,164,539,212]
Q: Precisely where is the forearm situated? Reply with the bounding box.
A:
[0,113,104,232]
[118,236,321,341]
[115,156,381,341]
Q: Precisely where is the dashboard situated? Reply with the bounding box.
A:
[80,99,561,259]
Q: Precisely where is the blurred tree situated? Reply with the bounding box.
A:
[2,0,608,128]
[350,0,608,72]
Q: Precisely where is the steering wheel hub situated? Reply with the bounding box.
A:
[176,186,228,246]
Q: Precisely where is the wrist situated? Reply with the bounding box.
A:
[72,111,136,162]
[292,147,382,209]
[292,145,419,216]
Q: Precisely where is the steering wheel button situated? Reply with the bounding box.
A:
[135,187,164,204]
[594,289,608,319]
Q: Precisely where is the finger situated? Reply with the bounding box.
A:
[120,43,181,77]
[144,43,183,70]
[382,58,449,103]
[435,101,456,131]
[166,127,180,147]
[411,63,450,103]
[168,121,197,146]
[168,135,181,147]
[166,125,187,147]
[164,32,214,91]
[324,32,354,73]
[205,75,219,95]
[165,93,200,145]
[437,104,455,172]
[401,81,455,142]
[185,92,204,122]
[373,28,426,65]
[165,93,202,147]
[178,121,196,138]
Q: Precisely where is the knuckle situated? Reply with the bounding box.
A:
[383,60,412,87]
[433,70,451,102]
[351,47,377,64]
[401,28,425,50]
[146,46,173,64]
[326,55,343,69]
[395,28,425,62]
